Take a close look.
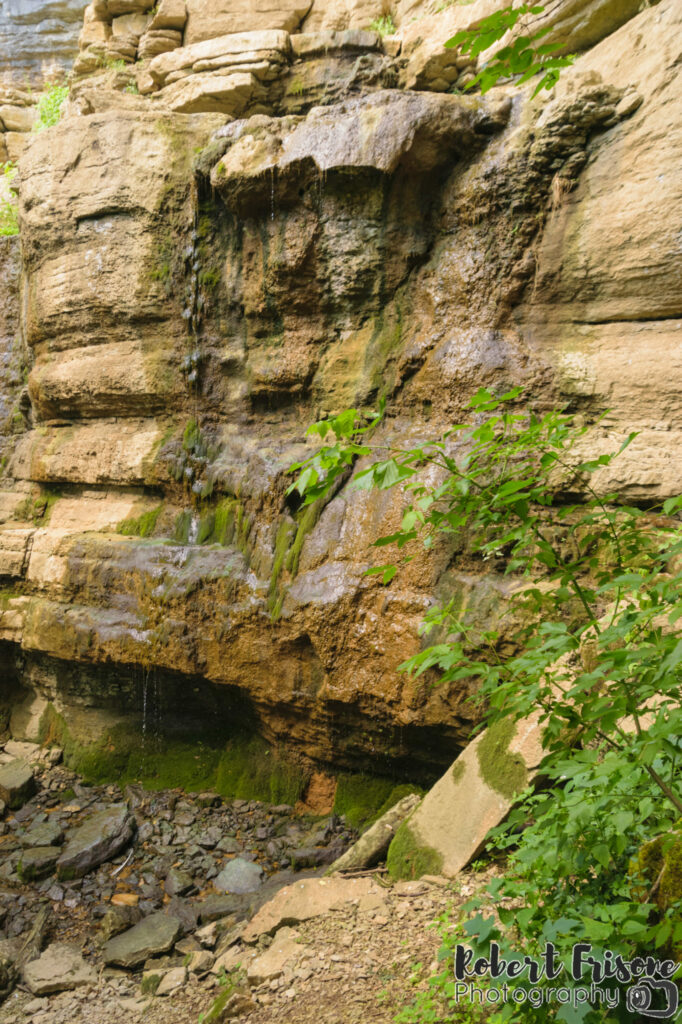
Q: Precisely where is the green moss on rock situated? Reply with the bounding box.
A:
[117,505,163,538]
[39,704,307,805]
[476,717,528,801]
[333,774,422,832]
[386,819,443,880]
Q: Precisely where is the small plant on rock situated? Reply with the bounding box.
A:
[370,14,396,36]
[444,3,576,96]
[0,163,18,237]
[33,83,69,131]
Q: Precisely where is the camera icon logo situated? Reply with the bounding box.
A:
[626,977,679,1019]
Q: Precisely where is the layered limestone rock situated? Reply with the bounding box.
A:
[0,0,679,792]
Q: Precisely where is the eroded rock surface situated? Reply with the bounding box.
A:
[1,0,679,800]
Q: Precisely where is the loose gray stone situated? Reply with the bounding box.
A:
[23,943,96,995]
[57,804,135,880]
[164,866,193,897]
[17,846,61,882]
[102,912,182,968]
[20,820,64,848]
[0,761,35,810]
[214,858,263,895]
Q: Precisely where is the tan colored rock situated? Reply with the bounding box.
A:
[112,12,152,36]
[79,3,112,48]
[400,0,499,92]
[23,944,96,995]
[4,132,28,163]
[302,0,384,33]
[0,528,34,578]
[156,70,257,114]
[149,0,187,32]
[290,29,379,57]
[184,0,310,46]
[138,29,183,59]
[387,715,545,879]
[500,0,642,58]
[148,29,290,84]
[107,0,154,15]
[0,105,35,133]
[243,877,383,943]
[245,927,300,985]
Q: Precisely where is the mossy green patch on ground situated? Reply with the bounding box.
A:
[476,717,528,801]
[333,774,423,832]
[38,704,308,804]
[116,505,163,538]
[386,819,443,880]
[451,759,465,785]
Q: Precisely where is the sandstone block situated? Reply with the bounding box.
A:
[184,0,309,46]
[138,29,183,59]
[79,4,112,48]
[23,944,96,995]
[0,105,35,133]
[149,0,187,31]
[112,12,152,37]
[245,927,300,985]
[243,877,382,943]
[156,70,256,115]
[386,715,544,879]
[149,29,290,83]
[289,29,380,57]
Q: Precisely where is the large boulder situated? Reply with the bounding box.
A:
[386,716,544,879]
[56,804,135,880]
[184,0,310,46]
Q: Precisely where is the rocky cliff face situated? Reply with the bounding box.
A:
[0,0,680,789]
[0,0,83,84]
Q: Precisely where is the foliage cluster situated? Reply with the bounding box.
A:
[0,163,18,237]
[289,389,682,1022]
[445,3,576,96]
[33,84,69,132]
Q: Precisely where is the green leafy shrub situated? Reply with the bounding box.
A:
[444,3,575,96]
[370,14,396,36]
[289,390,682,1021]
[33,84,69,132]
[0,163,18,237]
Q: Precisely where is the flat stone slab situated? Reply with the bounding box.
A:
[56,804,135,880]
[245,927,300,985]
[17,846,61,882]
[214,857,263,895]
[0,760,35,810]
[386,714,545,879]
[242,876,382,943]
[103,912,182,968]
[20,820,64,848]
[23,943,96,995]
